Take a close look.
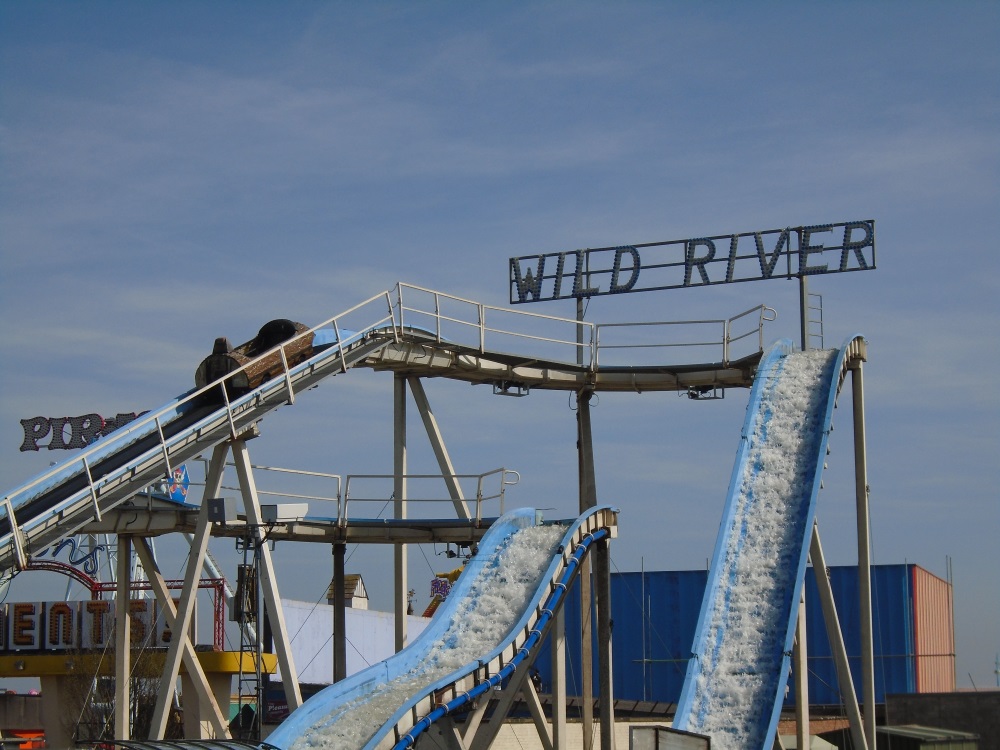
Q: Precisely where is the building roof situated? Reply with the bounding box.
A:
[325,573,367,603]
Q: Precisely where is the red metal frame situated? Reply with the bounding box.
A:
[25,560,226,651]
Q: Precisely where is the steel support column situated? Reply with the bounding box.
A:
[232,439,303,712]
[394,373,408,651]
[810,523,868,750]
[551,605,567,750]
[150,442,229,738]
[794,594,809,750]
[333,541,347,682]
[408,376,471,519]
[595,536,615,750]
[577,389,597,750]
[135,537,229,738]
[851,360,876,748]
[114,533,132,741]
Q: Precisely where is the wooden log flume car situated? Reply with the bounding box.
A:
[195,318,316,403]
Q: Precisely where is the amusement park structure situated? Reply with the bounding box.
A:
[0,281,876,750]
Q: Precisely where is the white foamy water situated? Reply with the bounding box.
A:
[687,348,836,750]
[291,523,565,750]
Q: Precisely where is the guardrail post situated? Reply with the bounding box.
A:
[394,285,405,333]
[478,304,486,353]
[722,320,730,365]
[82,456,102,523]
[279,346,295,404]
[154,416,174,478]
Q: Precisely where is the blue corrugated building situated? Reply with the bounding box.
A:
[533,563,954,706]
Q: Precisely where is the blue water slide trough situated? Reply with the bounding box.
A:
[262,504,618,750]
[674,336,862,750]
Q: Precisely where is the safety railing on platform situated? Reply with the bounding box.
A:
[340,468,519,526]
[393,283,594,366]
[593,304,776,368]
[173,460,344,514]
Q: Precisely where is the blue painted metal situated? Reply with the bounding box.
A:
[539,566,917,712]
[392,526,609,749]
[793,564,917,704]
[533,564,924,707]
[672,336,861,749]
[261,505,616,750]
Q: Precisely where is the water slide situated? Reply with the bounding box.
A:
[262,504,618,750]
[673,335,865,750]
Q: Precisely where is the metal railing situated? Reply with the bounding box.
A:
[394,283,595,366]
[594,304,776,368]
[1,282,775,569]
[340,468,519,526]
[0,288,403,565]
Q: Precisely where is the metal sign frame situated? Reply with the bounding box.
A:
[509,220,875,304]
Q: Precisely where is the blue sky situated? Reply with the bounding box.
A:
[1,2,998,691]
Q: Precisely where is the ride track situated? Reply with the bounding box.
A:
[262,505,618,750]
[674,334,867,750]
[0,283,865,750]
[0,283,768,575]
[262,335,864,750]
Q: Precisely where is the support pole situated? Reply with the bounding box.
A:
[577,389,597,750]
[811,524,868,750]
[333,542,347,682]
[114,534,132,741]
[799,275,809,351]
[595,537,616,750]
[408,376,471,519]
[233,439,304,712]
[851,360,876,748]
[150,442,229,738]
[522,678,554,750]
[135,538,229,738]
[794,594,809,750]
[551,605,567,750]
[394,373,408,652]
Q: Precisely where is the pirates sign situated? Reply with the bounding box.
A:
[19,412,146,452]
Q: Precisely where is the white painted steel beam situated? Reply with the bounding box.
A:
[794,594,809,750]
[851,359,876,749]
[521,677,555,750]
[394,373,408,652]
[408,376,472,520]
[135,537,229,738]
[114,534,132,741]
[232,439,303,712]
[577,390,597,750]
[150,442,228,738]
[810,524,868,750]
[595,537,616,750]
[551,605,567,750]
